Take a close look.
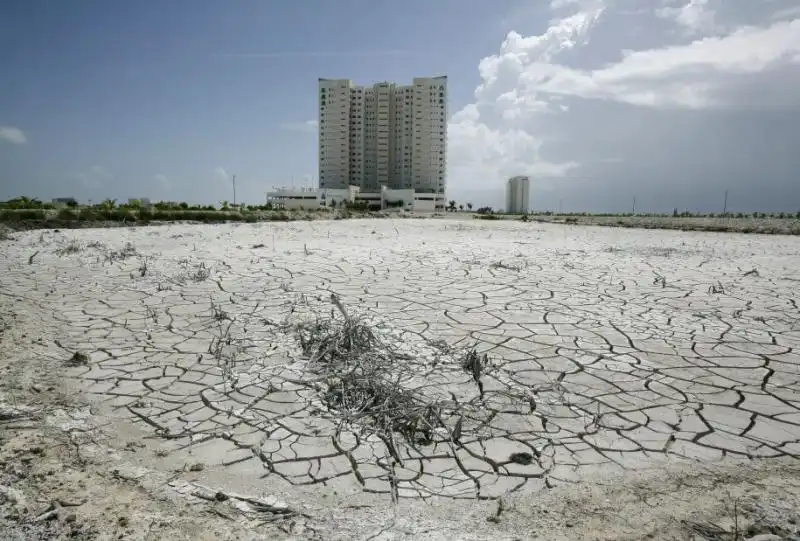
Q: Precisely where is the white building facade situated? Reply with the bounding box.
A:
[506,176,531,214]
[266,186,360,210]
[266,184,440,213]
[318,76,447,207]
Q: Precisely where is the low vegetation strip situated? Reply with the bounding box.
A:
[0,207,390,230]
[528,214,800,235]
[471,212,800,235]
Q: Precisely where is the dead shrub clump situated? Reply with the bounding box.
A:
[296,300,446,450]
[104,242,138,263]
[54,239,83,256]
[66,351,89,366]
[460,347,487,397]
[189,262,211,282]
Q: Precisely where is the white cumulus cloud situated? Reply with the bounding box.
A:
[154,173,171,191]
[70,164,112,190]
[0,125,27,145]
[282,120,318,133]
[657,0,718,35]
[213,167,230,182]
[446,0,800,211]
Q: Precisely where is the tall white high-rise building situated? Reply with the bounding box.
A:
[318,76,447,196]
[506,175,531,214]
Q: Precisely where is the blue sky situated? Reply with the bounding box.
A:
[2,0,800,212]
[0,0,524,205]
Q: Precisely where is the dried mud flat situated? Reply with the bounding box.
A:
[1,219,800,540]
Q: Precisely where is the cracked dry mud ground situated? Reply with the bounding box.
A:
[2,218,800,540]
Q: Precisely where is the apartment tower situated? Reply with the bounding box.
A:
[318,76,447,195]
[506,175,531,214]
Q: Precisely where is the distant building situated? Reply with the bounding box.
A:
[128,197,151,208]
[52,197,78,207]
[506,176,530,214]
[267,186,354,210]
[265,185,436,212]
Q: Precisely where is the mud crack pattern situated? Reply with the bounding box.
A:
[2,220,799,501]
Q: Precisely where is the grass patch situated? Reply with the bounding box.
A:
[54,238,83,256]
[0,209,47,221]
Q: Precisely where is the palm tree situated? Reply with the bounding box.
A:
[466,202,473,211]
[9,196,34,209]
[459,204,464,211]
[448,200,457,212]
[219,200,229,211]
[100,198,116,210]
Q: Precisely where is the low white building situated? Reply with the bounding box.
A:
[321,186,360,208]
[412,193,446,213]
[266,184,444,212]
[381,187,414,210]
[376,187,446,212]
[266,187,323,210]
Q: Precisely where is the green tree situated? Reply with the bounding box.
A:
[466,202,473,211]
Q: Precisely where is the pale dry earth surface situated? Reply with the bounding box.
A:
[1,219,800,540]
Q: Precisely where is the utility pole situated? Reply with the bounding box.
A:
[632,196,636,215]
[232,174,237,206]
[559,199,563,214]
[723,188,728,216]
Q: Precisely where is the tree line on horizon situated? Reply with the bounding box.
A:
[1,196,798,220]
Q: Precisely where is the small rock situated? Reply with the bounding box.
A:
[508,452,534,465]
[117,516,128,527]
[189,463,205,472]
[111,465,147,481]
[0,485,25,505]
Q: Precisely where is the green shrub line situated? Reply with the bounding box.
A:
[0,207,398,229]
[1,209,318,223]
